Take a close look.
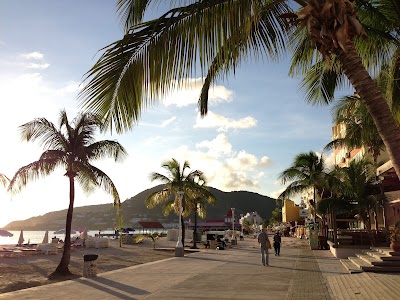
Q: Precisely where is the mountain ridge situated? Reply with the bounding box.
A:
[4,185,277,230]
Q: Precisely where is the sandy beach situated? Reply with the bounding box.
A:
[0,237,179,294]
[0,235,310,294]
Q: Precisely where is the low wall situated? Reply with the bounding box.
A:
[327,241,368,258]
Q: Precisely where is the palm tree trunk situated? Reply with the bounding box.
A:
[181,215,185,248]
[336,43,400,180]
[51,175,75,277]
[332,210,338,248]
[362,213,375,247]
[192,202,198,249]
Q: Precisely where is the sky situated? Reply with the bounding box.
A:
[0,1,341,228]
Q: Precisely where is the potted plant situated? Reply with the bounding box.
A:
[390,221,400,252]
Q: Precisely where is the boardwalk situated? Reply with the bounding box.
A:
[0,238,399,299]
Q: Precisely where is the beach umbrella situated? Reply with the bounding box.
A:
[17,230,24,245]
[42,231,49,244]
[0,229,13,237]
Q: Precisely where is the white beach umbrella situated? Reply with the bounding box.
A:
[42,231,49,244]
[17,230,24,245]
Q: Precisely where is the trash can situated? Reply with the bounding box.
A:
[83,254,98,277]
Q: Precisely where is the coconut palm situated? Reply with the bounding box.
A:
[278,151,328,218]
[146,158,215,247]
[325,94,386,163]
[79,0,400,180]
[186,172,216,249]
[317,197,351,247]
[333,158,380,246]
[8,110,127,277]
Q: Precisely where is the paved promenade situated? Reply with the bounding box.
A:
[0,238,399,299]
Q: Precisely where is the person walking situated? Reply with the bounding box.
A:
[257,228,271,266]
[273,231,282,256]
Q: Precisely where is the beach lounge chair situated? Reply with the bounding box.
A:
[37,243,58,255]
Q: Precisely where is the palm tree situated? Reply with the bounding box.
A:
[278,151,328,218]
[317,196,351,247]
[8,110,127,277]
[325,94,386,163]
[325,94,392,243]
[334,158,380,246]
[79,0,400,180]
[145,158,215,247]
[186,173,216,249]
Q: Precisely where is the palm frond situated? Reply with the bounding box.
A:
[19,118,67,151]
[79,0,291,132]
[86,140,128,162]
[145,189,171,208]
[79,163,121,205]
[0,173,10,187]
[8,159,63,194]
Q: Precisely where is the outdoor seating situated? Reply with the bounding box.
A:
[37,243,58,255]
[0,249,22,258]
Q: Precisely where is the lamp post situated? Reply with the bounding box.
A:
[175,191,185,257]
[231,208,236,245]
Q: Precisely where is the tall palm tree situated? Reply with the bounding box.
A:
[317,197,351,247]
[334,158,380,246]
[146,158,215,247]
[278,151,328,218]
[8,110,127,277]
[79,0,400,180]
[186,172,216,249]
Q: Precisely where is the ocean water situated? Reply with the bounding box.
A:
[0,230,105,245]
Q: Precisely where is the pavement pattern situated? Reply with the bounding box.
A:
[0,238,399,299]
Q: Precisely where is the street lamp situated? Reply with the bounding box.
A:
[175,191,185,257]
[231,208,236,245]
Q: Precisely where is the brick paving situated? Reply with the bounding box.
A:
[286,249,333,300]
[0,237,399,299]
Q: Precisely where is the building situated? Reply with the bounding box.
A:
[282,199,300,222]
[187,209,240,232]
[332,123,365,167]
[377,160,400,228]
[332,122,400,229]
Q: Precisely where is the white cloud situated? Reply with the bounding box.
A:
[196,133,232,158]
[143,136,161,145]
[260,156,270,167]
[25,62,50,69]
[270,188,285,199]
[20,51,44,60]
[162,77,233,107]
[160,116,176,127]
[322,151,335,171]
[194,111,257,132]
[162,134,271,192]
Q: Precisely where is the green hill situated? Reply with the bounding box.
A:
[4,185,277,230]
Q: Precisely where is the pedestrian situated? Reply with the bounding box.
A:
[257,227,271,266]
[273,231,282,256]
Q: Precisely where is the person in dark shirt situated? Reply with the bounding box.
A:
[257,228,271,266]
[273,231,282,256]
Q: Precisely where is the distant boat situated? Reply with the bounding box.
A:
[53,229,77,234]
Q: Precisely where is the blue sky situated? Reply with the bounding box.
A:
[0,1,339,227]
